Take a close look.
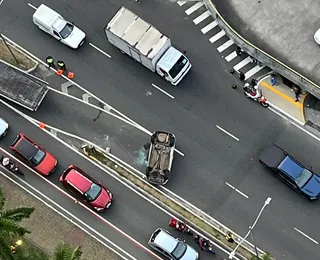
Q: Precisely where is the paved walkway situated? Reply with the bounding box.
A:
[0,174,123,260]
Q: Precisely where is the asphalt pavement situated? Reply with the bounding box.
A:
[1,0,320,259]
[0,100,229,260]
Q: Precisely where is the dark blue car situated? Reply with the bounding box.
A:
[259,144,320,200]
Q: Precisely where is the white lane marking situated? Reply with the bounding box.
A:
[216,125,239,141]
[225,182,249,199]
[193,10,211,25]
[0,171,134,260]
[225,51,237,62]
[82,93,92,103]
[0,0,4,6]
[244,65,266,79]
[174,149,184,157]
[217,39,234,53]
[177,1,186,6]
[151,83,174,99]
[268,103,304,126]
[294,228,319,245]
[201,20,218,34]
[89,43,111,59]
[209,30,226,43]
[185,2,204,15]
[233,56,253,71]
[268,107,288,121]
[61,81,73,94]
[27,3,37,10]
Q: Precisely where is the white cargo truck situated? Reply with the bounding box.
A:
[104,7,191,86]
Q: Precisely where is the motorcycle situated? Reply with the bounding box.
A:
[194,235,215,254]
[169,217,193,235]
[243,83,269,108]
[0,155,24,176]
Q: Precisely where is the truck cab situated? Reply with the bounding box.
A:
[156,47,192,86]
[33,4,86,49]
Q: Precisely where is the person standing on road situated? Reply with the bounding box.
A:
[236,46,242,56]
[46,56,55,68]
[271,73,277,86]
[57,60,66,71]
[226,232,235,243]
[293,85,301,102]
[238,71,245,81]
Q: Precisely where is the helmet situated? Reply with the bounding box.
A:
[2,157,10,166]
[254,85,258,90]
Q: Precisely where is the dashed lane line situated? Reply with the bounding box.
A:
[225,182,249,199]
[216,125,239,141]
[151,83,174,99]
[27,2,37,10]
[89,43,112,58]
[294,228,319,245]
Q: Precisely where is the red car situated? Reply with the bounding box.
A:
[59,165,112,212]
[10,133,57,175]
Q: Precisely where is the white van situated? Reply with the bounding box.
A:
[33,4,86,49]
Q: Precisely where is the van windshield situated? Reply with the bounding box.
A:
[169,56,188,79]
[60,23,74,39]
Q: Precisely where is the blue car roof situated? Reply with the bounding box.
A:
[278,156,303,180]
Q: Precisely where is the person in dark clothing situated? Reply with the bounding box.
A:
[293,85,301,102]
[236,46,242,56]
[238,71,245,81]
[251,78,257,87]
[46,56,55,68]
[226,232,235,243]
[57,60,66,71]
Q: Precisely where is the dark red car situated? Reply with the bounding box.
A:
[10,133,57,175]
[59,165,112,212]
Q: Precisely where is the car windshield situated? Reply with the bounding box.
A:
[30,150,45,165]
[171,242,187,259]
[85,183,102,202]
[169,56,188,79]
[295,169,313,188]
[59,23,74,39]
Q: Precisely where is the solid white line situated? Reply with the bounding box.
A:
[193,10,211,25]
[233,56,253,71]
[225,51,237,62]
[216,125,239,141]
[27,3,37,10]
[174,149,184,157]
[177,1,186,6]
[89,43,111,58]
[244,65,266,79]
[294,228,319,245]
[209,30,226,43]
[185,2,204,15]
[268,107,288,121]
[217,39,234,53]
[0,170,133,260]
[0,0,4,6]
[225,182,249,199]
[268,103,304,126]
[201,20,218,34]
[151,83,174,99]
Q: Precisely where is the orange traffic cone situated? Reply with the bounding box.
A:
[56,69,63,76]
[39,122,46,129]
[67,71,74,79]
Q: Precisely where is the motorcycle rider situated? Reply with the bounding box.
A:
[199,237,210,251]
[2,157,11,167]
[244,83,261,99]
[176,221,186,232]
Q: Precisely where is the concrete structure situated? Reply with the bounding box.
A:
[204,0,320,99]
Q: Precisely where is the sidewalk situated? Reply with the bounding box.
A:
[258,76,307,125]
[0,174,123,260]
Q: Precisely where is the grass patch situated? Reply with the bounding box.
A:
[82,145,256,259]
[0,39,36,70]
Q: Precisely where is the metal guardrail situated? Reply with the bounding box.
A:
[204,0,320,98]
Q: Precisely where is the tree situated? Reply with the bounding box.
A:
[0,186,34,260]
[250,252,273,260]
[52,243,82,260]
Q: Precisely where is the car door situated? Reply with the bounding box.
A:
[277,170,298,189]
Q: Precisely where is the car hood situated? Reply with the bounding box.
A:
[180,245,198,260]
[35,152,57,175]
[64,26,85,48]
[92,188,111,208]
[301,174,320,197]
[314,28,320,43]
[0,118,8,135]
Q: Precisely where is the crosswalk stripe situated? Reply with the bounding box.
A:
[193,10,211,25]
[201,20,218,34]
[233,56,253,71]
[217,39,234,53]
[244,65,266,79]
[225,51,237,62]
[185,2,205,15]
[209,30,226,43]
[177,1,187,6]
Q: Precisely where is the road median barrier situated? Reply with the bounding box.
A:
[82,144,272,260]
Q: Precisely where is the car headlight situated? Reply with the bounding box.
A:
[195,252,199,259]
[5,123,9,129]
[94,207,104,211]
[106,202,112,209]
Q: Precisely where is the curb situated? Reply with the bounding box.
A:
[203,0,320,100]
[0,35,38,72]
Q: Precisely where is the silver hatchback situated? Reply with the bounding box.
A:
[0,117,9,138]
[148,228,199,260]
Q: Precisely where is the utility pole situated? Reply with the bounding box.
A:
[228,197,272,259]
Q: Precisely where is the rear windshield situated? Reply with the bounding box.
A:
[60,23,74,39]
[169,56,188,79]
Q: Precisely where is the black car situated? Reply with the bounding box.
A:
[259,144,320,200]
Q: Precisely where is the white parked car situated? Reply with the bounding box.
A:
[33,4,86,49]
[0,117,9,138]
[314,28,320,45]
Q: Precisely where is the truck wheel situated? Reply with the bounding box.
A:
[151,133,156,144]
[143,143,151,150]
[120,50,125,54]
[146,167,152,177]
[169,136,175,147]
[164,170,170,180]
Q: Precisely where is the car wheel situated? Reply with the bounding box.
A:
[146,167,152,177]
[169,136,175,147]
[151,133,156,144]
[144,143,151,150]
[164,170,170,180]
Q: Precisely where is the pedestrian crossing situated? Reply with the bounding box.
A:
[176,0,269,80]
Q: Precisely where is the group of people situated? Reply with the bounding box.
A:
[46,56,66,71]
